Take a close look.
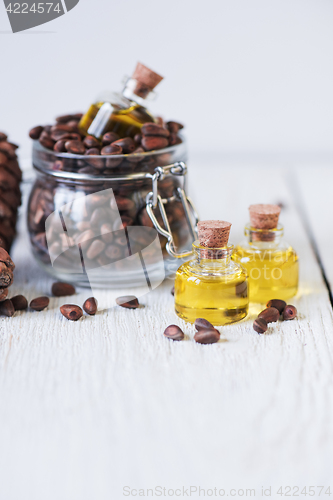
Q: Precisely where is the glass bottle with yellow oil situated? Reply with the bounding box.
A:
[79,62,163,139]
[174,220,249,326]
[232,204,298,303]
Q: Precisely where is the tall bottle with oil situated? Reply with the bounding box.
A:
[79,62,163,139]
[232,204,298,303]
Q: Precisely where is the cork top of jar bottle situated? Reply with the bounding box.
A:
[198,220,232,248]
[131,62,164,98]
[249,204,281,229]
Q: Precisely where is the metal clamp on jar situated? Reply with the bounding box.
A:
[146,161,199,259]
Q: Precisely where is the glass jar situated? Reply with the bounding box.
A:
[27,140,198,288]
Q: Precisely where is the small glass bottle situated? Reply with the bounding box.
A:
[78,62,163,139]
[174,220,249,325]
[232,204,299,303]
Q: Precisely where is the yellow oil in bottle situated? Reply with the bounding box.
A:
[174,252,249,326]
[232,244,298,303]
[79,101,155,138]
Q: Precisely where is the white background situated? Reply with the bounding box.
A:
[0,0,333,161]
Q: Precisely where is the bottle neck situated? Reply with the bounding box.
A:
[193,241,234,269]
[245,223,284,247]
[121,77,156,106]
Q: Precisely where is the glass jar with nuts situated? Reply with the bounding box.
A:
[28,118,198,288]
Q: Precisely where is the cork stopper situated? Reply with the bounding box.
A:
[249,204,281,230]
[131,62,164,98]
[198,220,232,248]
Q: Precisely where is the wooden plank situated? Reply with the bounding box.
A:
[293,164,333,299]
[0,162,332,499]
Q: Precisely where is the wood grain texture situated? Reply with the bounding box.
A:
[0,161,332,500]
[294,164,333,296]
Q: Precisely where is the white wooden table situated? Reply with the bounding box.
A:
[0,157,333,500]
